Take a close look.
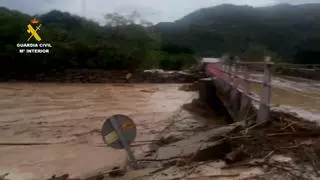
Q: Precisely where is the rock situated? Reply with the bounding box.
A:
[225,148,245,164]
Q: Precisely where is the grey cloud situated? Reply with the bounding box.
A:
[275,0,320,3]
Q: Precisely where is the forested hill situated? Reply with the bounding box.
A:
[0,7,195,78]
[154,4,320,64]
[1,3,320,79]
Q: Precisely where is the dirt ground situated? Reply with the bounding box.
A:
[0,83,196,180]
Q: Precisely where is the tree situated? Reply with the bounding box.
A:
[104,11,153,27]
[240,44,269,62]
[104,12,131,27]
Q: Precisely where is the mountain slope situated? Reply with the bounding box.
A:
[154,4,320,63]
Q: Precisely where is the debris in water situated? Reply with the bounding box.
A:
[0,173,9,180]
[179,82,199,92]
[108,166,125,177]
[47,174,104,180]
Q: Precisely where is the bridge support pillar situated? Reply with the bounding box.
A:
[257,58,272,123]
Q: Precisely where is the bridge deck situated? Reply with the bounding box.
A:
[206,63,320,120]
[250,76,320,112]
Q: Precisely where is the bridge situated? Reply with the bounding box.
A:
[201,57,320,125]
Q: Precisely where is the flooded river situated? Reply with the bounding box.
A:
[0,83,195,179]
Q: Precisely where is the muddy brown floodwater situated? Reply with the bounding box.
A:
[0,83,195,180]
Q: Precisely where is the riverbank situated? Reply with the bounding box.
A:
[0,69,200,83]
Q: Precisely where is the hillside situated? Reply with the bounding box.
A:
[1,3,320,80]
[154,4,320,63]
[0,7,196,80]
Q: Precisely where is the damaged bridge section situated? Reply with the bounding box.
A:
[201,58,273,125]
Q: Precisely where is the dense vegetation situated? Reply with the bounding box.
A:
[1,3,320,79]
[154,4,320,64]
[0,8,195,78]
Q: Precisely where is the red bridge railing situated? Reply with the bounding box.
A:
[204,58,272,124]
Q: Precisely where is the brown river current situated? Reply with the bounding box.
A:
[0,83,195,179]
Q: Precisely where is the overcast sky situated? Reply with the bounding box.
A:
[1,0,319,24]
